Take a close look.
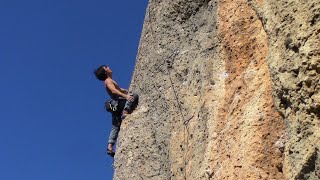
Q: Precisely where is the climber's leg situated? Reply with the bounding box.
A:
[122,93,139,119]
[107,114,121,157]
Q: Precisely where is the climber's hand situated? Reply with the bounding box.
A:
[126,94,134,102]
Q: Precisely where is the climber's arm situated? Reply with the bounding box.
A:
[120,88,128,94]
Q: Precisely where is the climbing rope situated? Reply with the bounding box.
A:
[166,50,189,180]
[146,3,201,179]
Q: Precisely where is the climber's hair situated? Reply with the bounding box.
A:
[94,65,108,81]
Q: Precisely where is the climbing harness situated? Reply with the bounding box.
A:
[105,99,119,112]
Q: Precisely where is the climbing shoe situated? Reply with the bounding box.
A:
[121,111,128,120]
[107,149,115,157]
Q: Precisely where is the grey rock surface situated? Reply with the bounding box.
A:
[113,0,320,179]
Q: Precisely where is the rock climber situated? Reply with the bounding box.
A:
[94,65,139,157]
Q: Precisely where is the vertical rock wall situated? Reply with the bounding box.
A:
[113,0,320,179]
[249,1,320,179]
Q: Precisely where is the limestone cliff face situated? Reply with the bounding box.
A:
[114,0,320,179]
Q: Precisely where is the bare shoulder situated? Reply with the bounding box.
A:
[104,78,113,85]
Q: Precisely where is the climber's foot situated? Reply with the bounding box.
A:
[107,149,115,157]
[121,110,129,119]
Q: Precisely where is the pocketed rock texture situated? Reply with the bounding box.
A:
[113,0,320,179]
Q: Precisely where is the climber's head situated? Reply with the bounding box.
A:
[94,65,112,81]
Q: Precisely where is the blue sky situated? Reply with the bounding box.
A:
[0,0,148,179]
